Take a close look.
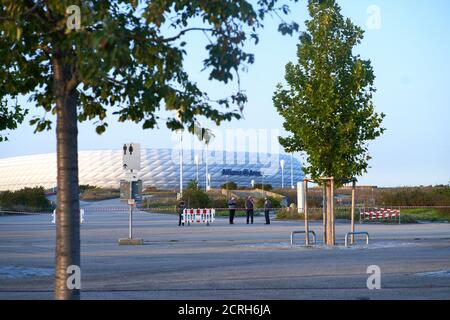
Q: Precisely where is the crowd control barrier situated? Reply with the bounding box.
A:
[360,208,401,224]
[182,209,215,226]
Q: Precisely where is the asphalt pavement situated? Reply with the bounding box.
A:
[1,199,449,300]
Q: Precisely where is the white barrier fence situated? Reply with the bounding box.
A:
[182,208,215,226]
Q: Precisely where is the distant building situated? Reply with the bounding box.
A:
[0,149,304,191]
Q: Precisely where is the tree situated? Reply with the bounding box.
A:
[0,1,298,299]
[273,0,385,245]
[187,179,200,190]
[194,121,214,190]
[183,180,209,208]
[221,181,237,190]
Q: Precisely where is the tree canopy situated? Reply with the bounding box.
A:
[0,0,299,136]
[273,0,385,186]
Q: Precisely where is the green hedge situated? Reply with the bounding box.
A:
[182,188,210,208]
[221,181,238,190]
[254,183,273,191]
[378,186,450,206]
[255,196,281,209]
[0,187,53,212]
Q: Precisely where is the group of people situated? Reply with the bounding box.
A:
[177,196,272,226]
[227,196,271,225]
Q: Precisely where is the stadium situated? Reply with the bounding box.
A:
[0,148,304,191]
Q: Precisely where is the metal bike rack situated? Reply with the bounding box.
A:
[290,230,317,247]
[345,231,369,247]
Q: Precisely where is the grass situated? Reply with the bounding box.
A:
[275,207,450,223]
[276,207,353,221]
[80,188,120,201]
[214,209,263,217]
[398,208,450,223]
[140,205,177,214]
[139,202,450,224]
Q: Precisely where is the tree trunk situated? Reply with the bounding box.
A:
[330,178,335,245]
[52,58,80,300]
[325,179,335,246]
[326,181,332,246]
[351,180,356,244]
[322,184,327,244]
[304,180,309,246]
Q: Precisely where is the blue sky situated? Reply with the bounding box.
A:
[0,0,449,187]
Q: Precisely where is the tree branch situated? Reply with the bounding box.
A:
[0,1,42,21]
[66,76,79,93]
[163,27,215,42]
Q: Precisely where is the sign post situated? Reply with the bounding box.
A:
[128,198,134,239]
[119,143,143,245]
[297,181,305,214]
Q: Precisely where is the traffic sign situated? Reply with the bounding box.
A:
[122,143,141,171]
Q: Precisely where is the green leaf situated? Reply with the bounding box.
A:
[95,125,106,135]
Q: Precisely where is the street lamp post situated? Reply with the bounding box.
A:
[261,175,265,198]
[176,111,184,197]
[290,153,294,189]
[194,154,200,187]
[193,122,214,192]
[179,131,183,196]
[280,159,285,189]
[226,175,230,198]
[205,143,209,191]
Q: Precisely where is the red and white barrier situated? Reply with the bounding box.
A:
[182,208,215,226]
[360,208,401,224]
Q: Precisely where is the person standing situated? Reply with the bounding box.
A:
[228,197,237,224]
[245,196,254,224]
[178,200,186,226]
[264,197,271,225]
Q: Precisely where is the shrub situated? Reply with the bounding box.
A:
[378,186,450,206]
[80,188,120,201]
[254,183,273,191]
[143,186,159,193]
[255,196,281,209]
[182,188,210,208]
[0,187,53,211]
[221,181,238,190]
[79,184,97,192]
[209,198,228,209]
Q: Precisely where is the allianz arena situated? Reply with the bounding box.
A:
[0,149,304,191]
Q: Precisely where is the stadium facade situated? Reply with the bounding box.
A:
[0,149,304,191]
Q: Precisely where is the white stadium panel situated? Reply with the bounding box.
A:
[0,149,304,191]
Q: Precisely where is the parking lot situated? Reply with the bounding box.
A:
[1,199,450,300]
